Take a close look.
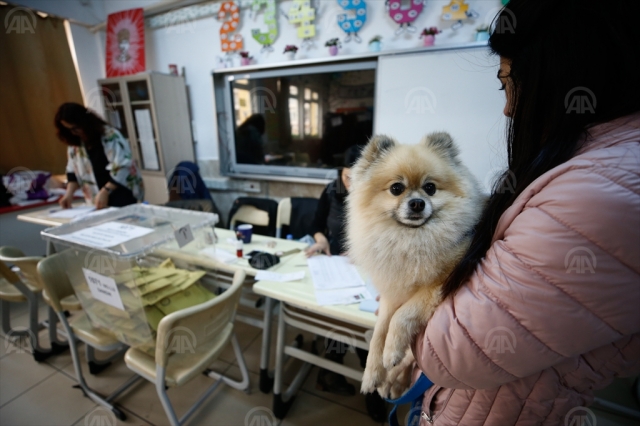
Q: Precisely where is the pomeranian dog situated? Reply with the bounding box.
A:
[346,132,485,398]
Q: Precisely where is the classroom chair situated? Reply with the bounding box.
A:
[0,246,68,361]
[38,252,141,421]
[228,197,278,236]
[275,197,319,239]
[123,266,250,426]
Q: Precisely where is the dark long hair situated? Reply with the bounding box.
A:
[54,103,107,147]
[441,0,640,299]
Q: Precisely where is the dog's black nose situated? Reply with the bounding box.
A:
[409,199,425,213]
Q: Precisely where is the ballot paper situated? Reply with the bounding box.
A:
[255,270,305,282]
[200,247,238,264]
[315,286,373,306]
[307,255,364,290]
[49,205,96,218]
[61,221,153,248]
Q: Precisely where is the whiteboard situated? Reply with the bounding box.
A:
[375,47,508,193]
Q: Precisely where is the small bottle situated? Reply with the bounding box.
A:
[236,239,244,258]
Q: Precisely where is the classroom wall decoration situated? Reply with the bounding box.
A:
[285,0,316,47]
[218,1,244,52]
[106,8,145,77]
[441,0,478,30]
[337,0,367,43]
[251,0,278,51]
[387,0,425,34]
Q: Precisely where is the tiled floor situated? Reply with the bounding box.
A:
[0,297,638,426]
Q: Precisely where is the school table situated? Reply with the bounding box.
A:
[253,254,377,419]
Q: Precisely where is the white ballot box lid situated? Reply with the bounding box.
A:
[41,204,218,258]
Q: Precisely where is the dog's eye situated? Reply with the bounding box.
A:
[423,183,436,196]
[390,183,405,196]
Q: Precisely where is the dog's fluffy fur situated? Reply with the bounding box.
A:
[346,132,485,398]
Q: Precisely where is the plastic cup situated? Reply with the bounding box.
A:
[236,224,253,243]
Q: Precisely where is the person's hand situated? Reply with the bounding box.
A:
[94,188,109,210]
[58,192,73,209]
[304,233,331,257]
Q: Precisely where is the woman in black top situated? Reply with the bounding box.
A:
[304,145,387,422]
[304,151,355,256]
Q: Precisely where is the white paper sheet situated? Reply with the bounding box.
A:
[200,247,239,264]
[255,271,305,282]
[49,206,95,218]
[61,221,153,248]
[82,268,125,310]
[307,255,364,290]
[315,286,372,306]
[134,109,160,170]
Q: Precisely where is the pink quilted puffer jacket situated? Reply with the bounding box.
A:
[412,112,640,425]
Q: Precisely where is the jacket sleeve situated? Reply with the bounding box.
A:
[413,164,640,390]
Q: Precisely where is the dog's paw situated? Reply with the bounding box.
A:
[361,363,386,394]
[376,379,392,400]
[382,345,406,370]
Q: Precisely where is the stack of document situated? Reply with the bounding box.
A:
[307,256,374,306]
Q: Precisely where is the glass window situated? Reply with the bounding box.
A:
[289,98,299,137]
[290,85,298,96]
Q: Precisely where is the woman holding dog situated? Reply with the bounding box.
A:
[411,0,640,424]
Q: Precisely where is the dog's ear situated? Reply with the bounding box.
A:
[422,132,460,163]
[356,135,396,169]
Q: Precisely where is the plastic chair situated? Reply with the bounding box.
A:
[275,197,319,239]
[229,205,270,230]
[124,266,250,426]
[275,198,292,239]
[37,252,141,421]
[0,246,68,361]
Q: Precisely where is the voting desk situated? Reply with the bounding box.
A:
[253,255,376,419]
[17,204,375,416]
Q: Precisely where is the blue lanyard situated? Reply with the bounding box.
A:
[386,373,434,426]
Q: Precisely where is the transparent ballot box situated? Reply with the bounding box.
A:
[41,204,218,351]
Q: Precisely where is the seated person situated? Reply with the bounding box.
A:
[305,145,386,422]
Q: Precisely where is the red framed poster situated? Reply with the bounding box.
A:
[106,8,145,77]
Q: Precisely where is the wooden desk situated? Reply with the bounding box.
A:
[253,254,376,419]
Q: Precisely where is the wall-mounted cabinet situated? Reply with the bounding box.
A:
[97,72,194,204]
